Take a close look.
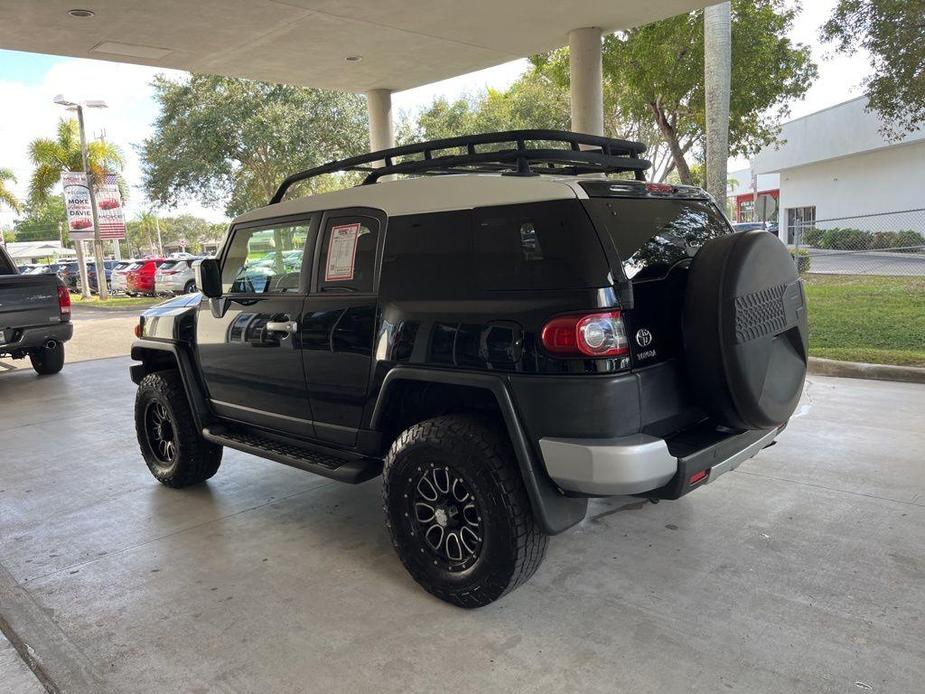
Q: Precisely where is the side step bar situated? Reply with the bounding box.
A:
[202,425,382,484]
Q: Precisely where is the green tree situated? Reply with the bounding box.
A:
[141,75,369,217]
[821,0,925,140]
[0,168,21,214]
[533,0,816,184]
[13,197,67,242]
[27,119,125,204]
[125,212,227,257]
[400,72,571,144]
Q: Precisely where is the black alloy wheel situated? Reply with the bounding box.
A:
[412,464,484,572]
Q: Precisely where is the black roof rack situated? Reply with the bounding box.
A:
[269,129,650,205]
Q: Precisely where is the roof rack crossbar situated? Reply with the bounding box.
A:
[270,129,649,204]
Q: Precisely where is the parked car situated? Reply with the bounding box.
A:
[126,259,167,296]
[82,260,118,293]
[0,244,72,374]
[110,261,136,294]
[154,258,200,296]
[16,264,38,273]
[130,131,808,608]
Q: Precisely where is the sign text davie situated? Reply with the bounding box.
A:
[60,172,95,240]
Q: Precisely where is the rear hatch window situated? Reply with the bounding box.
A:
[583,197,730,281]
[583,196,731,373]
[159,261,179,272]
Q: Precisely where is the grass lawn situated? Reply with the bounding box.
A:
[803,274,925,367]
[71,294,161,310]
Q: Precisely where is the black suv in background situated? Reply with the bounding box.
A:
[130,131,808,607]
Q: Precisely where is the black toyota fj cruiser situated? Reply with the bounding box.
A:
[130,131,807,607]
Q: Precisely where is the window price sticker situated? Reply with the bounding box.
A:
[325,223,360,281]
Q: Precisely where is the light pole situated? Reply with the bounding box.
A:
[53,95,111,300]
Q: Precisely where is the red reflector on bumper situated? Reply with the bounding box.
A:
[688,469,710,486]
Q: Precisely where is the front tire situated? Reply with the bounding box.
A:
[30,342,65,375]
[383,415,547,608]
[135,370,222,487]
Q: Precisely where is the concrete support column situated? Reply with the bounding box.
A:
[366,88,395,153]
[704,2,732,208]
[568,27,604,136]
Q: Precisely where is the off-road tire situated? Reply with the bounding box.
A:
[135,370,222,487]
[383,415,547,608]
[29,342,65,375]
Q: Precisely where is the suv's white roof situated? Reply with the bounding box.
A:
[233,174,586,224]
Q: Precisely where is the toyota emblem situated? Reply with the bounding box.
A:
[636,328,653,347]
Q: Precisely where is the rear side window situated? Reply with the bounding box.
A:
[474,200,610,291]
[585,198,730,281]
[380,211,473,300]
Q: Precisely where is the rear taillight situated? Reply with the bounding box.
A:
[645,182,673,194]
[57,285,71,319]
[541,311,629,358]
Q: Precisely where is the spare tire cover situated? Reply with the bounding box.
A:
[683,230,808,430]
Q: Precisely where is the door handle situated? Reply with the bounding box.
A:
[266,320,297,335]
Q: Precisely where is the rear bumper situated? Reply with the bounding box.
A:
[0,322,73,354]
[539,425,779,498]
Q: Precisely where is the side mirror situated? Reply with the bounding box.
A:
[195,258,222,298]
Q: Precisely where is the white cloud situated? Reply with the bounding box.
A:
[0,56,227,230]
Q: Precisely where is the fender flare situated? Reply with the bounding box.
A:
[371,367,588,535]
[130,339,212,431]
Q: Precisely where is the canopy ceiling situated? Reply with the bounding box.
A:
[0,0,710,92]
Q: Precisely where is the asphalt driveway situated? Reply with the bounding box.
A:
[1,358,923,693]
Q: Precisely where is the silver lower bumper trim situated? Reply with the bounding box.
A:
[539,434,677,496]
[539,428,777,497]
[703,428,778,486]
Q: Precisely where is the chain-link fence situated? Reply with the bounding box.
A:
[790,208,925,276]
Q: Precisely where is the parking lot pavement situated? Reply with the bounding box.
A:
[1,358,923,694]
[0,306,139,372]
[807,247,925,276]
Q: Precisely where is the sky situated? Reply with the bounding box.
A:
[0,0,870,230]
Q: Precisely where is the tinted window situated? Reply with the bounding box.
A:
[474,200,610,291]
[586,198,730,281]
[0,247,15,274]
[317,217,379,293]
[380,211,473,300]
[223,222,311,294]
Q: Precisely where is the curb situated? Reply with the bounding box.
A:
[808,357,925,385]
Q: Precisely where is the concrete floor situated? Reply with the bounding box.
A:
[1,358,923,694]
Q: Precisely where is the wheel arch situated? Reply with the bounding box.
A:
[130,340,212,431]
[371,368,587,535]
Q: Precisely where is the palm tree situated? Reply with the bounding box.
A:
[27,118,124,204]
[0,167,21,213]
[704,2,732,208]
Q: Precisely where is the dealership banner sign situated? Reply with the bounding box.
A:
[61,172,95,241]
[94,173,126,240]
[60,172,126,241]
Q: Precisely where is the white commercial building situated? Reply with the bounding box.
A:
[752,96,925,243]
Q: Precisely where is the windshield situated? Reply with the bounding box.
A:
[584,198,730,281]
